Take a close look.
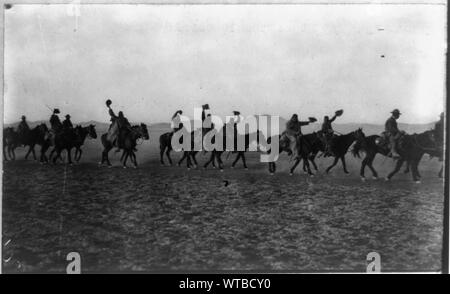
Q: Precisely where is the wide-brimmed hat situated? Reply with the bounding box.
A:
[391,109,401,115]
[53,108,60,114]
[65,114,71,118]
[233,111,240,116]
[202,104,210,110]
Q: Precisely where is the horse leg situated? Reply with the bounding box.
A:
[122,151,129,168]
[191,152,198,168]
[67,148,73,165]
[289,157,301,175]
[49,148,56,162]
[341,156,349,174]
[10,146,16,160]
[178,152,187,166]
[232,153,240,168]
[367,156,379,179]
[3,146,8,161]
[386,159,404,181]
[131,151,138,168]
[25,145,32,160]
[204,152,214,169]
[326,156,339,173]
[31,146,37,160]
[166,149,173,166]
[411,160,421,182]
[241,153,248,169]
[217,153,224,171]
[404,162,410,174]
[52,149,61,164]
[189,151,198,168]
[186,152,192,169]
[159,146,165,165]
[102,147,112,167]
[309,154,318,171]
[120,150,126,162]
[76,148,83,162]
[40,145,48,163]
[360,157,368,180]
[303,154,314,176]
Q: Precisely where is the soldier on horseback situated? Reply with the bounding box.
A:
[17,115,30,138]
[230,111,241,136]
[321,109,343,156]
[62,114,74,130]
[282,114,316,157]
[384,109,403,158]
[227,110,241,150]
[171,110,184,132]
[49,108,62,145]
[201,104,215,134]
[106,99,131,149]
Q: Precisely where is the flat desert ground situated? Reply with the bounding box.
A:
[2,124,445,272]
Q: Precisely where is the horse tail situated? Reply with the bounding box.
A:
[352,139,364,158]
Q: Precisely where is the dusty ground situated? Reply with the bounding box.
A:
[1,126,445,272]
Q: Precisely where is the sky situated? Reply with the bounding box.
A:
[3,3,447,125]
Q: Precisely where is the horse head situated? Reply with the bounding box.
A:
[418,129,437,148]
[353,128,365,141]
[88,124,97,139]
[37,123,49,134]
[139,123,150,140]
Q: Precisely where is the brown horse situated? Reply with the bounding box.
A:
[352,130,436,182]
[101,124,149,168]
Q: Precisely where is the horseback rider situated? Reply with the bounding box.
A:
[62,114,74,130]
[201,104,214,133]
[48,108,62,144]
[321,109,343,156]
[226,111,241,149]
[50,108,62,131]
[171,110,184,133]
[282,114,315,156]
[17,115,30,138]
[106,99,131,149]
[230,111,241,136]
[384,109,403,158]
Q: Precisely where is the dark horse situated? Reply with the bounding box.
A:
[324,128,365,174]
[278,132,323,176]
[3,127,19,161]
[203,130,265,170]
[265,132,318,176]
[159,129,200,168]
[403,134,444,179]
[352,130,436,182]
[49,125,97,163]
[45,128,80,165]
[100,124,150,168]
[4,124,49,162]
[73,125,97,162]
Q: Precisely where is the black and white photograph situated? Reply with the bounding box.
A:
[0,0,447,275]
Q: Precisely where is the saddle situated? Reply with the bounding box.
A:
[376,131,406,150]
